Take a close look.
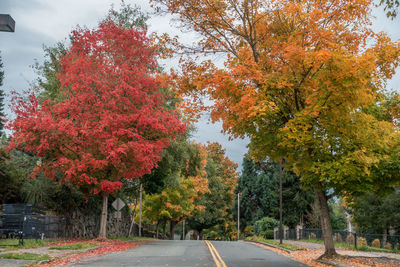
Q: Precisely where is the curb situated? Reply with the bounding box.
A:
[36,240,150,266]
[36,244,104,265]
[314,259,345,267]
[243,240,293,254]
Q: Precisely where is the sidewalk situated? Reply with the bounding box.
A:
[0,238,148,266]
[0,242,99,267]
[284,240,400,260]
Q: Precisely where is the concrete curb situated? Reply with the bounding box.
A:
[36,244,103,265]
[36,239,151,265]
[314,259,344,267]
[243,240,293,254]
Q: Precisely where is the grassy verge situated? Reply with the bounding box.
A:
[0,252,50,261]
[302,239,400,253]
[0,239,50,250]
[246,236,305,251]
[49,242,98,250]
[357,245,400,253]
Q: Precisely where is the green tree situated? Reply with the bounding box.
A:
[0,139,23,203]
[143,141,208,239]
[153,0,400,257]
[328,200,347,231]
[33,1,149,103]
[142,132,200,194]
[233,157,272,228]
[380,0,400,18]
[187,142,239,236]
[234,156,314,230]
[350,189,400,235]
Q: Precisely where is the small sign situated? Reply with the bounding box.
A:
[114,211,121,219]
[112,198,125,211]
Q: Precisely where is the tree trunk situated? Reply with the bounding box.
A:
[314,186,337,258]
[163,220,167,235]
[139,182,143,237]
[99,195,108,238]
[170,220,176,240]
[182,219,185,240]
[156,221,159,239]
[383,228,388,247]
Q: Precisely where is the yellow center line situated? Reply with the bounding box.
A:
[205,240,220,267]
[205,240,227,267]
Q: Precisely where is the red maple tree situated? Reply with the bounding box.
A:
[8,20,186,237]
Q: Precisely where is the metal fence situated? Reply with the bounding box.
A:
[0,214,66,239]
[0,204,66,239]
[276,228,400,250]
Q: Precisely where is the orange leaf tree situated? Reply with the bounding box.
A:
[188,142,239,238]
[152,0,400,257]
[8,20,185,238]
[143,141,209,239]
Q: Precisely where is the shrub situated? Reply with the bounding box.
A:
[253,217,280,236]
[262,230,274,239]
[384,243,392,250]
[243,225,254,237]
[309,233,316,239]
[357,237,367,247]
[346,234,354,245]
[371,239,381,248]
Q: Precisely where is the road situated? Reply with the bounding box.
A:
[75,240,307,267]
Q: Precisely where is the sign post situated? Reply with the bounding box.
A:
[112,198,125,236]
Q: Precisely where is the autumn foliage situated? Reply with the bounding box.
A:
[152,0,400,257]
[9,20,187,238]
[8,21,185,197]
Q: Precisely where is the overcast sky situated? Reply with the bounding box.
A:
[0,0,399,171]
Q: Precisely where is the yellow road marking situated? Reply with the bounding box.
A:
[205,240,220,267]
[205,240,227,267]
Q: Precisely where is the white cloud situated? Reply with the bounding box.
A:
[0,0,399,171]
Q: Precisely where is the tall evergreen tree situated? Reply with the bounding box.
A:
[350,189,400,235]
[234,156,314,230]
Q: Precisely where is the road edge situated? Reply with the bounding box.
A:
[243,240,293,254]
[242,240,312,266]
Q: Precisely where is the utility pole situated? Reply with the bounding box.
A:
[139,182,143,237]
[279,160,283,244]
[237,192,240,241]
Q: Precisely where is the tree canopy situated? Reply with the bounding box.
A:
[234,156,314,229]
[8,20,185,237]
[152,0,400,257]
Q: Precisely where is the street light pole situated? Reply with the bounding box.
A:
[279,160,283,245]
[237,192,240,241]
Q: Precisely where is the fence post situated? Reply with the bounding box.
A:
[354,232,357,249]
[274,228,279,240]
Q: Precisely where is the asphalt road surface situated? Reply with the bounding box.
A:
[75,240,307,267]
